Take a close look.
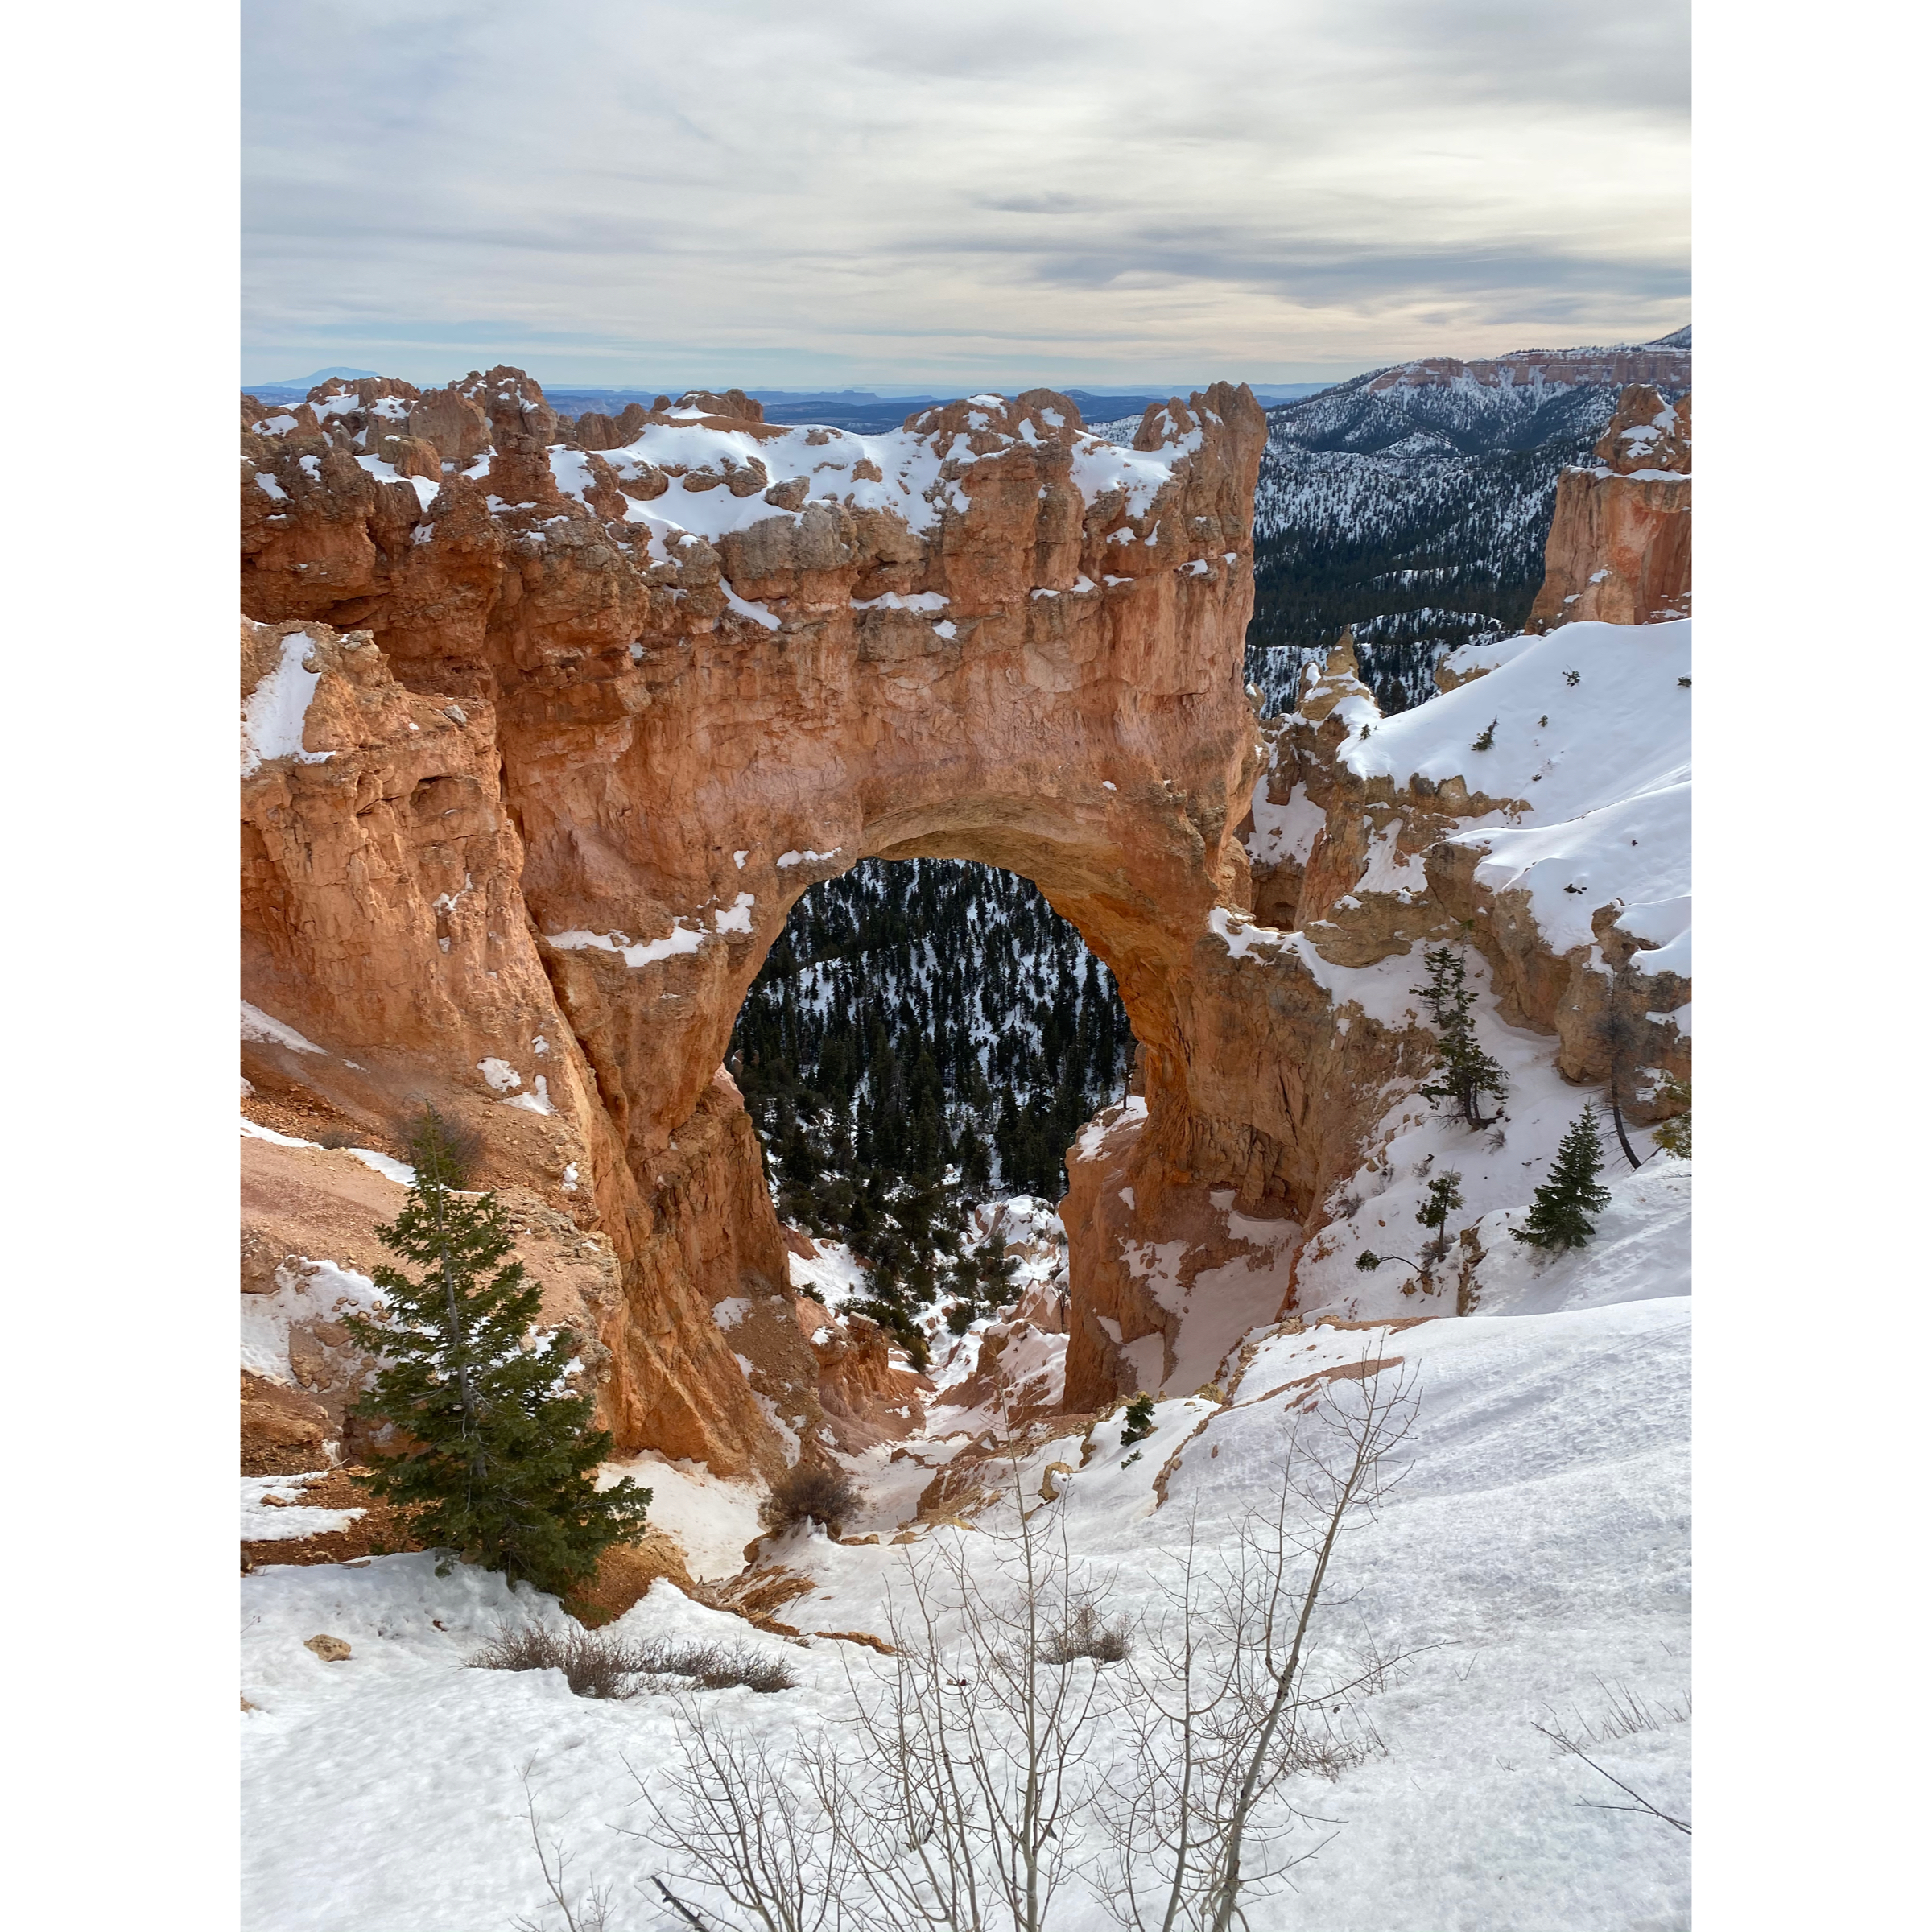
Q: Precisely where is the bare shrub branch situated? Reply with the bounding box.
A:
[760,1463,865,1538]
[470,1624,647,1702]
[1532,1708,1692,1836]
[510,1761,616,1932]
[638,1373,1423,1932]
[1100,1360,1422,1932]
[827,1436,1129,1931]
[469,1624,795,1699]
[621,1700,848,1932]
[1041,1601,1132,1666]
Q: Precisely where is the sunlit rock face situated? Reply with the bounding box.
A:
[240,357,1693,1452]
[242,370,1361,1465]
[1529,385,1691,630]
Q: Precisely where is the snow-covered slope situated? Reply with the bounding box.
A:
[242,1294,1690,1930]
[1211,612,1690,1324]
[1352,617,1690,974]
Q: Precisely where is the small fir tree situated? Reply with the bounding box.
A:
[1120,1393,1157,1445]
[1413,947,1509,1129]
[1415,1169,1464,1265]
[343,1106,652,1596]
[1512,1105,1612,1253]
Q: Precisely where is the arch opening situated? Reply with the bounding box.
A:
[728,856,1141,1364]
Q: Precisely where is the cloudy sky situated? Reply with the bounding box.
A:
[242,0,1689,392]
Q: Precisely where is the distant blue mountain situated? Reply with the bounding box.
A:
[243,365,380,398]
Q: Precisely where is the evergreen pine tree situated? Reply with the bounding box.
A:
[1414,946,1509,1129]
[960,1123,992,1191]
[1414,1169,1463,1265]
[1120,1393,1157,1445]
[343,1106,652,1596]
[1512,1105,1612,1253]
[977,1231,1018,1309]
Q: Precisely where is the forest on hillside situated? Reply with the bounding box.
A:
[729,858,1133,1355]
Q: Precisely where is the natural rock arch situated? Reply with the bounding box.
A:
[240,374,1418,1473]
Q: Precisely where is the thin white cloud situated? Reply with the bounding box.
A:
[242,0,1689,388]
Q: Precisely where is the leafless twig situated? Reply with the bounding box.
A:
[1530,1720,1691,1835]
[1100,1358,1422,1932]
[510,1761,616,1932]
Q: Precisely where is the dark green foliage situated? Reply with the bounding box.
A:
[730,859,1133,1339]
[1512,1106,1612,1253]
[1413,947,1508,1130]
[1120,1393,1157,1446]
[1472,717,1496,751]
[1242,395,1628,715]
[1355,1249,1423,1282]
[1415,1169,1464,1264]
[940,1232,1019,1335]
[343,1107,652,1596]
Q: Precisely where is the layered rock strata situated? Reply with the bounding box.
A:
[1529,385,1691,629]
[240,355,1695,1453]
[241,353,1693,1451]
[246,370,1419,1465]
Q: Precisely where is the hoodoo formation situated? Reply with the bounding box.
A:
[240,369,1690,1467]
[1530,384,1691,629]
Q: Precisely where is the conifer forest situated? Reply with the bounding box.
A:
[729,859,1133,1342]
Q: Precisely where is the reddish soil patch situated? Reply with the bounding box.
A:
[240,1468,425,1571]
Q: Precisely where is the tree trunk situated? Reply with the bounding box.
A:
[1608,1078,1645,1170]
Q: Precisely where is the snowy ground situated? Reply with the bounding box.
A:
[1286,947,1683,1321]
[592,1455,765,1583]
[243,1286,1690,1930]
[242,1472,364,1542]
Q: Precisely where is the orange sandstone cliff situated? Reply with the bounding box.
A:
[239,364,1690,1455]
[1529,385,1691,630]
[241,372,1393,1463]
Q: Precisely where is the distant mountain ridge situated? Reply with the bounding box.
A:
[545,384,1325,436]
[1244,328,1690,714]
[243,365,379,401]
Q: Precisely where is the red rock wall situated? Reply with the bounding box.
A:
[1530,386,1691,630]
[246,374,1397,1463]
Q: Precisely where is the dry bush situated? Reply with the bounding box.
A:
[634,1637,797,1695]
[469,1624,797,1699]
[1042,1601,1132,1665]
[1548,1678,1690,1745]
[1278,1711,1386,1782]
[469,1624,646,1700]
[759,1462,863,1537]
